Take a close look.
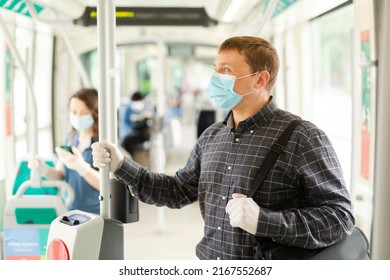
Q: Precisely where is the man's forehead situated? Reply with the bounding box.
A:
[214,49,247,66]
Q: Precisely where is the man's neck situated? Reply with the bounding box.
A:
[232,92,270,128]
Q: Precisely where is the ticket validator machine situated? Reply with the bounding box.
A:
[45,0,138,260]
[45,178,138,260]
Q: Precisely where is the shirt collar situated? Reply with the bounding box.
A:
[223,96,278,131]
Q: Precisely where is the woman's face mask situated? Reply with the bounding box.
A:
[208,72,257,111]
[70,113,94,131]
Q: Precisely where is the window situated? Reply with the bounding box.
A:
[310,5,355,189]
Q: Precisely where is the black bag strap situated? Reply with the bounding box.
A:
[248,119,303,197]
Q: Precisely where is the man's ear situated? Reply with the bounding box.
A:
[256,70,270,89]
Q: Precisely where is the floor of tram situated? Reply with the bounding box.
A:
[123,121,204,260]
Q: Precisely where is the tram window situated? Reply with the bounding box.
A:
[13,26,31,139]
[34,32,53,127]
[168,45,194,57]
[310,5,355,189]
[13,27,54,160]
[137,59,153,95]
[81,50,99,89]
[0,68,4,180]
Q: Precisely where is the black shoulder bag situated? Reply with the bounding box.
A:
[251,119,371,260]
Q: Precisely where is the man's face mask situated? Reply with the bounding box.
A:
[208,72,257,111]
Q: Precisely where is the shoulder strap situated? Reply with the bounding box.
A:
[248,119,304,197]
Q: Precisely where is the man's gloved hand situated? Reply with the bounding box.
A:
[55,146,92,176]
[225,193,260,235]
[28,154,51,176]
[91,140,124,173]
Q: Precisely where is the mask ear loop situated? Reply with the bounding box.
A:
[235,71,259,80]
[241,87,257,97]
[236,71,260,96]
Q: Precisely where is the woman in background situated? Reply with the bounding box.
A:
[29,88,100,214]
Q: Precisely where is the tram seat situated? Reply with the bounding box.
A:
[2,159,74,260]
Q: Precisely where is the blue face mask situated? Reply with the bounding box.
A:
[208,72,257,111]
[70,113,95,131]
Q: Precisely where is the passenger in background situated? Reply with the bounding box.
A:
[29,88,100,214]
[118,95,132,141]
[120,91,152,157]
[91,36,355,259]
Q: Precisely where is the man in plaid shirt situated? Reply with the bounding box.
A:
[92,36,355,260]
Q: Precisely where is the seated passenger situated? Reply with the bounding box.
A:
[29,88,100,214]
[120,91,152,157]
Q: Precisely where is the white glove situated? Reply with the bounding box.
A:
[225,193,260,235]
[28,154,51,176]
[91,140,124,173]
[55,146,92,176]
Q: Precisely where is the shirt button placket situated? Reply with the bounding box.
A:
[224,136,238,261]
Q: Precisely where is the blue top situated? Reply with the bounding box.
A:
[63,133,100,214]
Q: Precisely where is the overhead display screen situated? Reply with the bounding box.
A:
[74,6,218,27]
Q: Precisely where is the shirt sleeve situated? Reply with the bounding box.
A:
[257,125,355,249]
[114,144,201,209]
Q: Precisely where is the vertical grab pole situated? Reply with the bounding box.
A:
[106,0,118,146]
[155,40,166,233]
[97,0,110,218]
[372,0,390,260]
